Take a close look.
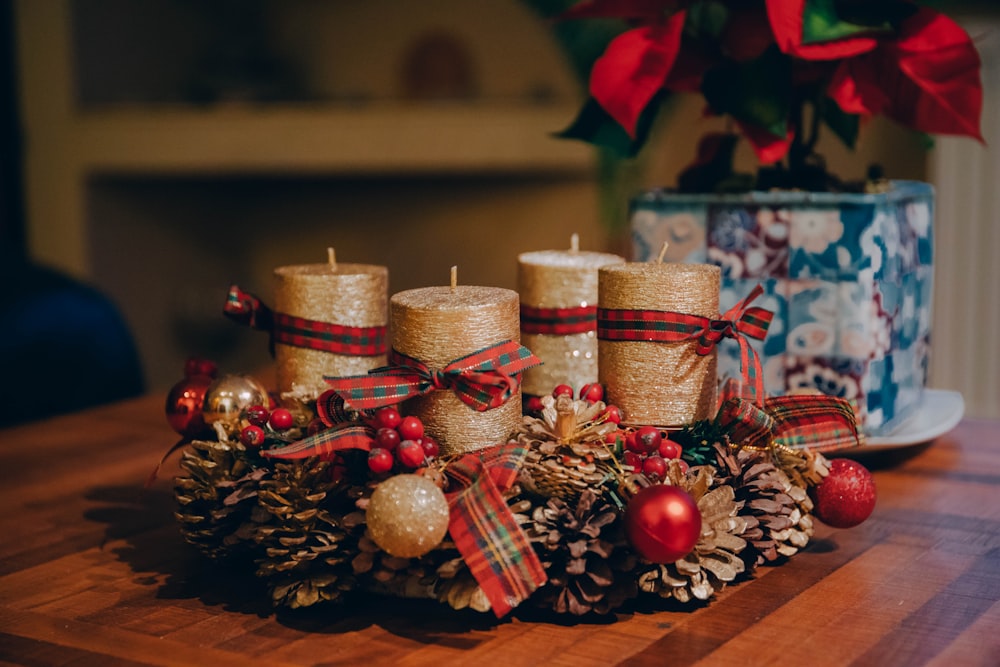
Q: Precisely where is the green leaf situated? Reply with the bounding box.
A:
[556,96,661,158]
[821,97,860,150]
[802,0,891,45]
[701,46,791,137]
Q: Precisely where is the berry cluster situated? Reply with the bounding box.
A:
[238,405,297,448]
[614,425,687,482]
[366,407,440,475]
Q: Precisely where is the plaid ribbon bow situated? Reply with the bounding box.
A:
[597,284,774,404]
[325,340,542,412]
[716,392,863,453]
[520,304,597,335]
[224,284,388,356]
[445,442,547,617]
[261,423,376,461]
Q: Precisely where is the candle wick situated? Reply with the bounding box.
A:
[656,241,669,264]
[570,233,579,253]
[327,247,338,271]
[450,265,458,292]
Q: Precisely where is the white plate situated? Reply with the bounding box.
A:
[861,389,965,451]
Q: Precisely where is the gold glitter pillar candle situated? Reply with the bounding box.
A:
[390,278,522,456]
[598,262,721,426]
[273,250,388,398]
[518,236,624,396]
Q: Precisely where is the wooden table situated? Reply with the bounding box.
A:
[1,395,998,666]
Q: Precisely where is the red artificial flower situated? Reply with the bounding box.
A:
[765,0,879,61]
[589,11,687,137]
[828,7,983,141]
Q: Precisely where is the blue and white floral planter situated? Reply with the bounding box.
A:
[630,180,934,436]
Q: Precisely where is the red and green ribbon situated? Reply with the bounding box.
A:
[261,423,376,461]
[325,340,542,412]
[445,442,547,617]
[716,393,862,453]
[598,284,774,404]
[520,304,597,335]
[224,284,388,356]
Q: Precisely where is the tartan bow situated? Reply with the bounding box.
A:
[224,284,387,356]
[445,442,547,617]
[261,423,376,461]
[325,340,542,412]
[597,284,774,404]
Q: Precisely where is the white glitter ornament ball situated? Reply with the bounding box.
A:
[366,474,451,558]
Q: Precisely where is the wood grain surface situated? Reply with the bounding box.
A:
[1,395,998,666]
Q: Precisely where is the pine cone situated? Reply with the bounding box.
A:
[520,489,636,615]
[516,395,619,502]
[428,551,492,613]
[635,463,749,604]
[254,458,356,609]
[714,444,815,566]
[174,440,267,560]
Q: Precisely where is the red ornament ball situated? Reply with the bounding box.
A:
[398,416,424,441]
[625,484,702,564]
[165,375,212,438]
[268,408,295,431]
[809,458,877,528]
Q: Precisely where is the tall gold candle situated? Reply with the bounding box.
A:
[598,262,721,426]
[518,236,624,396]
[273,250,388,399]
[391,280,521,456]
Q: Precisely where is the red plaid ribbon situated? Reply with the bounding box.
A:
[325,340,542,412]
[716,394,862,453]
[224,284,387,356]
[520,304,597,335]
[597,284,774,404]
[261,424,376,461]
[445,442,547,617]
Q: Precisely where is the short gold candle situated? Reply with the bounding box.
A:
[598,262,721,426]
[518,248,624,396]
[273,262,388,399]
[391,285,521,456]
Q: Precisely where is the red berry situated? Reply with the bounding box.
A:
[419,436,440,459]
[368,447,394,474]
[376,427,401,450]
[398,416,424,441]
[809,458,877,529]
[268,408,295,431]
[623,450,644,472]
[397,440,425,468]
[642,455,667,481]
[239,425,265,448]
[602,404,622,425]
[246,404,270,427]
[552,384,574,398]
[579,383,604,403]
[373,406,402,430]
[635,425,663,453]
[525,395,544,413]
[604,430,621,445]
[676,459,690,474]
[625,430,641,453]
[658,438,683,460]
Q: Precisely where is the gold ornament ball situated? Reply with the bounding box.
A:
[366,474,451,558]
[202,374,270,429]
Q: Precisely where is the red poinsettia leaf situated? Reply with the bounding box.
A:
[765,0,878,60]
[828,8,982,141]
[735,119,794,164]
[558,0,682,21]
[590,12,687,137]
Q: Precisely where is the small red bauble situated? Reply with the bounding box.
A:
[579,383,604,403]
[368,447,394,474]
[634,425,663,453]
[246,404,270,427]
[658,438,683,460]
[419,436,440,459]
[239,425,265,448]
[373,406,402,430]
[625,484,702,564]
[376,427,401,450]
[398,416,424,441]
[165,375,213,438]
[809,458,877,528]
[552,384,574,398]
[268,408,294,431]
[397,440,425,468]
[602,405,623,425]
[642,455,667,481]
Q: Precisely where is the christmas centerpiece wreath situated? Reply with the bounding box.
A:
[162,282,876,617]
